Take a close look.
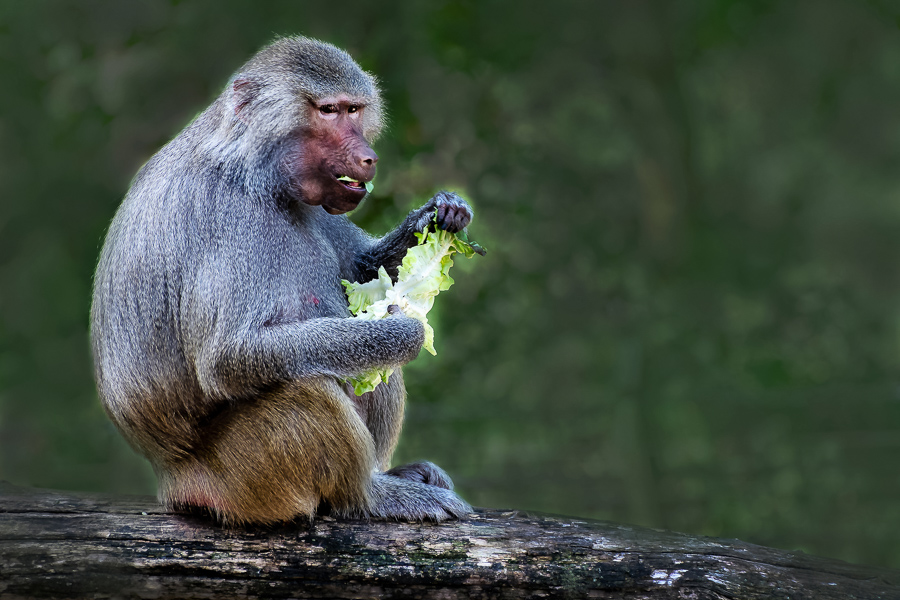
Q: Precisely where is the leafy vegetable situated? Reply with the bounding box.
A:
[341,219,484,395]
[336,175,374,194]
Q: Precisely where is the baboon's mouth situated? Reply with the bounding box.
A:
[336,175,373,193]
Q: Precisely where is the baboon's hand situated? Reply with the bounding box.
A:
[411,191,472,234]
[385,310,425,359]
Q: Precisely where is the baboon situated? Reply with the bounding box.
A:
[91,36,472,524]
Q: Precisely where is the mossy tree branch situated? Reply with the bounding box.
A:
[0,483,897,599]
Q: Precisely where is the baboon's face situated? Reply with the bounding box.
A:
[289,95,378,215]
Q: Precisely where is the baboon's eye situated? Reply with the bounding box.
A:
[347,105,359,113]
[319,104,338,115]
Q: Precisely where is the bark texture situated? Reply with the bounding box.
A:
[0,482,897,599]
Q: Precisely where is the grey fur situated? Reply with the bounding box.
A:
[91,36,471,524]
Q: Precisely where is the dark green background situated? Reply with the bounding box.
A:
[2,0,900,569]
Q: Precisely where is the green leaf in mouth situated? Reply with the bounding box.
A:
[336,175,373,194]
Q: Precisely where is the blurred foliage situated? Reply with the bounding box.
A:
[2,0,900,569]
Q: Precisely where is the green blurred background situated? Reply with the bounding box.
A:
[2,0,900,569]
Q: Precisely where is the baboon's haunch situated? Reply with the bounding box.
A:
[91,36,472,524]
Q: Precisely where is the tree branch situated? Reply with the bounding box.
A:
[0,482,897,599]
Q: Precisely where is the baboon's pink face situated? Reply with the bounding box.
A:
[290,95,377,215]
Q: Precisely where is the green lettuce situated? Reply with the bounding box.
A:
[341,221,484,395]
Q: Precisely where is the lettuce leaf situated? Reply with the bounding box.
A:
[341,221,483,395]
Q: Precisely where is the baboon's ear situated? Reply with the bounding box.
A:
[231,77,260,123]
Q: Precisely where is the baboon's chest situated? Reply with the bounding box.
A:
[271,228,352,322]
